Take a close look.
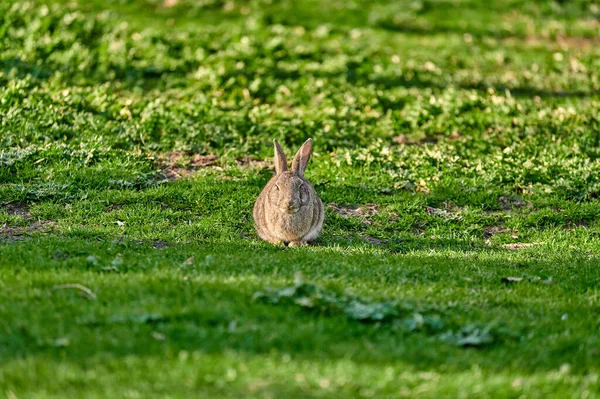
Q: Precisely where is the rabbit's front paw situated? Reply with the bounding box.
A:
[288,241,307,248]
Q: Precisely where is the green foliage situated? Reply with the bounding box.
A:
[253,277,404,322]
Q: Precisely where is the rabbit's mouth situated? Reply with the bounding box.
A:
[281,207,299,214]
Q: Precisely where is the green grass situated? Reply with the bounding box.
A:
[1,0,600,397]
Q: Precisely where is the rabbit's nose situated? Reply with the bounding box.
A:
[284,202,299,214]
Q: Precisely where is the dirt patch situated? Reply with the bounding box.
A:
[235,156,271,170]
[157,152,273,181]
[157,152,220,180]
[1,220,56,242]
[191,154,219,168]
[0,203,55,241]
[484,226,517,239]
[498,196,531,211]
[328,203,380,224]
[564,220,589,230]
[158,152,185,166]
[152,240,168,250]
[2,202,32,218]
[361,234,386,245]
[104,204,123,213]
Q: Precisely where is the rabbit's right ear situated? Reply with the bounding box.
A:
[273,140,288,174]
[291,138,312,177]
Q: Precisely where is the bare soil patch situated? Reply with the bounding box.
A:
[484,226,512,239]
[104,204,123,213]
[499,196,531,211]
[361,234,386,245]
[235,156,271,170]
[2,202,32,218]
[157,152,220,180]
[157,153,272,181]
[1,220,56,242]
[152,240,169,250]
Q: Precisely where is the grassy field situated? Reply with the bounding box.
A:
[1,0,600,397]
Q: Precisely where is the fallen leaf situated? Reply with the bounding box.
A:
[503,242,545,250]
[152,331,166,341]
[182,256,194,265]
[51,284,97,300]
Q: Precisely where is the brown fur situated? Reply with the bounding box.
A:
[253,139,324,246]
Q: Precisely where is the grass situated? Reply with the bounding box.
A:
[1,0,600,397]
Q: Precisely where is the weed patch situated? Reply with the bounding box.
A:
[254,278,512,348]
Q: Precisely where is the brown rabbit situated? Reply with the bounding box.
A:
[253,138,324,247]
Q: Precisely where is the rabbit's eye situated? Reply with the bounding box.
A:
[300,186,309,204]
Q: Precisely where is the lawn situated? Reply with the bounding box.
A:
[1,0,600,397]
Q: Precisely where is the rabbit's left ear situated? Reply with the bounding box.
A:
[273,139,288,174]
[291,138,313,177]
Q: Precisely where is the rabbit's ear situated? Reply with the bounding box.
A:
[273,140,288,174]
[291,138,313,177]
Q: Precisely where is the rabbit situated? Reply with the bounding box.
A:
[253,138,324,247]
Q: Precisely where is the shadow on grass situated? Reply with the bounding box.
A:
[110,65,600,99]
[2,57,54,80]
[106,61,600,99]
[1,235,598,374]
[322,234,492,254]
[362,72,596,99]
[5,52,594,101]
